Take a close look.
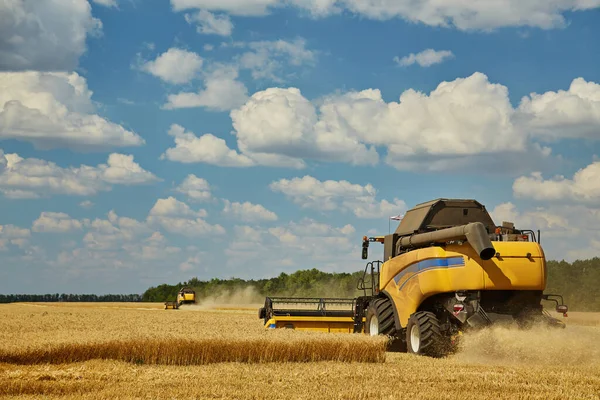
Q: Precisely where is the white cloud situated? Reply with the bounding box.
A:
[0,224,31,251]
[513,161,600,204]
[170,0,278,16]
[147,216,226,237]
[489,202,600,262]
[161,124,254,167]
[319,72,524,158]
[0,224,31,239]
[149,197,207,218]
[99,154,161,185]
[179,255,202,272]
[223,200,278,222]
[225,218,360,274]
[92,0,118,7]
[231,87,378,166]
[270,175,406,219]
[80,200,94,209]
[490,202,572,234]
[394,49,454,67]
[140,48,203,84]
[0,0,101,71]
[169,0,600,30]
[32,212,83,233]
[184,10,234,36]
[225,72,598,172]
[163,65,248,111]
[82,211,152,251]
[0,71,144,150]
[175,174,212,201]
[147,197,225,237]
[236,38,317,82]
[517,77,600,140]
[0,150,158,199]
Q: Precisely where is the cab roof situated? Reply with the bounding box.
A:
[393,198,496,236]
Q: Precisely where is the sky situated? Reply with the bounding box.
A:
[0,0,599,295]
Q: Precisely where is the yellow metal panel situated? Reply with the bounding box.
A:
[265,316,363,333]
[481,242,545,290]
[381,241,547,327]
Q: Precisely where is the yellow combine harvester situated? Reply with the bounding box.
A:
[164,287,196,309]
[258,198,568,357]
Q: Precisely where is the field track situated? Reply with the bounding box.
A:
[1,302,599,399]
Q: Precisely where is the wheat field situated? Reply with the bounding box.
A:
[1,302,599,399]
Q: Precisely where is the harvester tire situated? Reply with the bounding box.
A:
[406,311,450,358]
[365,298,406,352]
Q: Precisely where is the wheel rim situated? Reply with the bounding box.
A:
[369,315,379,335]
[410,324,420,352]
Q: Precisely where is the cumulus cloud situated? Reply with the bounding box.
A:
[219,72,600,172]
[319,72,525,158]
[169,0,600,30]
[225,218,360,274]
[81,210,153,251]
[223,200,278,222]
[513,161,600,204]
[92,0,118,7]
[170,0,278,16]
[0,0,101,72]
[147,197,225,237]
[175,174,212,201]
[0,150,158,199]
[0,72,144,150]
[140,48,203,84]
[231,87,378,166]
[100,154,161,184]
[394,49,454,67]
[0,224,31,240]
[161,124,254,167]
[163,65,248,111]
[235,38,317,82]
[184,10,234,36]
[489,202,600,261]
[516,77,600,140]
[32,212,83,233]
[149,196,207,218]
[80,200,94,209]
[270,175,406,219]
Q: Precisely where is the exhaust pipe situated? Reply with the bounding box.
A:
[396,222,495,260]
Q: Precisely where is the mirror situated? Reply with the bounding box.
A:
[362,237,369,259]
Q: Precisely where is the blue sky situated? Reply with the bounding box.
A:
[0,0,599,294]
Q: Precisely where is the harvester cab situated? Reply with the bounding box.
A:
[259,198,569,357]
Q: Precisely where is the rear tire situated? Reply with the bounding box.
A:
[365,298,406,352]
[406,311,451,357]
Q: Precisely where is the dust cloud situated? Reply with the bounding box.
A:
[453,323,600,367]
[179,286,265,310]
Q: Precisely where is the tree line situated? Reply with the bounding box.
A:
[1,257,598,311]
[142,257,600,311]
[0,293,142,303]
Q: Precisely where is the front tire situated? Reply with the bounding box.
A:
[365,298,406,352]
[406,311,451,357]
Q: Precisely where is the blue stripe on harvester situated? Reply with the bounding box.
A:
[393,256,465,286]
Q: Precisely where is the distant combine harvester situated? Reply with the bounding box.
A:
[164,287,196,310]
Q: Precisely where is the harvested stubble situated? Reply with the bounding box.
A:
[0,333,387,365]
